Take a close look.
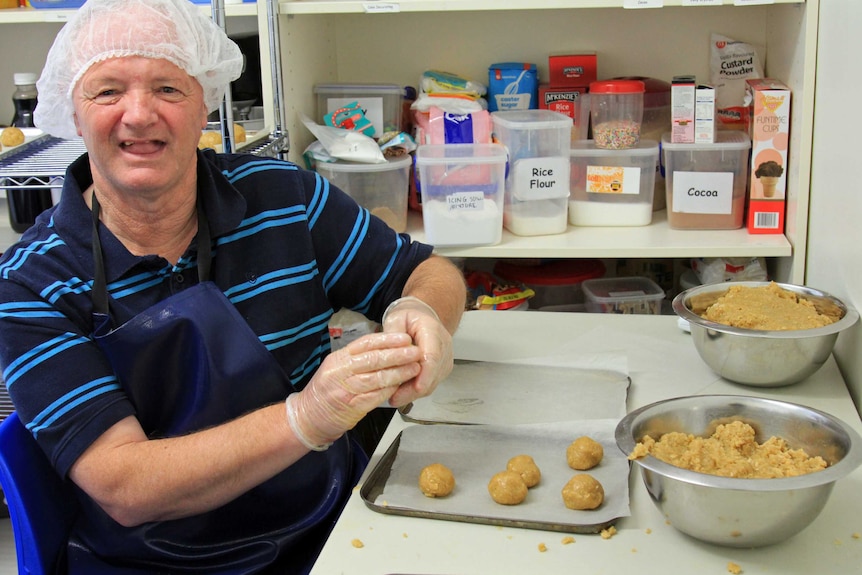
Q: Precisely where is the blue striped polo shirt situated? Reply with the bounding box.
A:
[0,149,432,477]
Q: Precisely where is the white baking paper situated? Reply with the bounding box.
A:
[368,420,630,532]
[400,359,629,425]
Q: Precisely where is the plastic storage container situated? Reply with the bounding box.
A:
[316,155,411,233]
[30,0,87,7]
[613,77,671,211]
[582,276,665,315]
[493,259,605,309]
[491,110,572,236]
[589,80,645,150]
[568,139,658,227]
[314,83,403,139]
[661,131,751,230]
[415,143,508,247]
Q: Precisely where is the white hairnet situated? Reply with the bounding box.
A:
[35,0,244,139]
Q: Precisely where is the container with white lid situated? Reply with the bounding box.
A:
[661,131,751,230]
[314,83,403,138]
[491,110,572,236]
[568,139,658,227]
[582,276,665,315]
[316,155,412,232]
[415,143,508,247]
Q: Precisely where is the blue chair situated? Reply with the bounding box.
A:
[0,412,78,575]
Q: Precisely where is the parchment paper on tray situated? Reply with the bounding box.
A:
[399,361,630,425]
[361,420,630,534]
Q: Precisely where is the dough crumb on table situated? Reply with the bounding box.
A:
[537,542,547,553]
[560,536,575,545]
[351,538,364,548]
[600,526,617,539]
[629,420,828,478]
[727,561,742,574]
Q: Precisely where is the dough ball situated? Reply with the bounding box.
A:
[488,470,528,505]
[233,123,247,143]
[1,126,25,147]
[418,463,455,498]
[198,131,222,150]
[561,473,604,510]
[567,436,604,470]
[506,454,541,488]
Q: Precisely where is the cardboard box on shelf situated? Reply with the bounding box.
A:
[695,84,716,144]
[746,78,791,235]
[671,75,696,144]
[548,53,598,87]
[538,84,590,141]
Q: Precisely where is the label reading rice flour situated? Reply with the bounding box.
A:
[512,156,570,201]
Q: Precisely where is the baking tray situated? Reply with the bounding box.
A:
[399,360,630,425]
[361,421,630,534]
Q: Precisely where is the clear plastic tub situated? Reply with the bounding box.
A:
[491,110,573,236]
[589,80,645,150]
[493,259,605,308]
[415,143,508,247]
[661,131,751,230]
[314,83,403,138]
[316,155,411,232]
[568,139,658,226]
[582,276,665,315]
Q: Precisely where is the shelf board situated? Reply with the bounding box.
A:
[405,210,792,259]
[0,3,256,24]
[280,0,804,15]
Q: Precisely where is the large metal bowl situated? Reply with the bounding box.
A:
[616,395,862,547]
[672,281,859,387]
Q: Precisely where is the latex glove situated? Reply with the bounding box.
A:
[381,296,454,408]
[286,332,421,450]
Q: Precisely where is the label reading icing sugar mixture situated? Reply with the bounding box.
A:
[673,171,734,214]
[586,166,642,195]
[511,156,570,201]
[447,190,485,212]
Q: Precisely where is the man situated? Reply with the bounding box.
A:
[0,0,465,572]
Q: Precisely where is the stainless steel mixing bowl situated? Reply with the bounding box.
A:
[615,395,862,547]
[672,281,859,387]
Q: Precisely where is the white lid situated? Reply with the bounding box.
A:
[571,139,659,157]
[13,72,38,86]
[491,109,573,130]
[661,130,750,151]
[415,143,508,165]
[316,155,412,173]
[314,83,402,95]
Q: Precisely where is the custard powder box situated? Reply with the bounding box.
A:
[746,78,790,235]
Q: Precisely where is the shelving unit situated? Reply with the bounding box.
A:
[272,0,815,284]
[0,0,818,286]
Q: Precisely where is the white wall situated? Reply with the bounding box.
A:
[807,0,862,413]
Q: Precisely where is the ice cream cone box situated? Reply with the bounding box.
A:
[746,78,791,235]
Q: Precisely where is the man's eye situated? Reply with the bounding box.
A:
[160,86,179,94]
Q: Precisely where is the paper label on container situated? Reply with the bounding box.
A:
[673,171,734,214]
[446,191,485,212]
[511,156,570,201]
[586,166,641,195]
[623,0,663,7]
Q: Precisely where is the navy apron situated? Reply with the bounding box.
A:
[66,193,364,575]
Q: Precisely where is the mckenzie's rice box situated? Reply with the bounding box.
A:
[746,78,791,235]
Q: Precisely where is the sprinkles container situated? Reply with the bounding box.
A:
[589,80,645,150]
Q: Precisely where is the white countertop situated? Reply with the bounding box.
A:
[310,310,862,575]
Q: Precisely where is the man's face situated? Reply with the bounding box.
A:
[73,56,208,197]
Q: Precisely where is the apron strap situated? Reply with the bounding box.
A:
[91,191,212,316]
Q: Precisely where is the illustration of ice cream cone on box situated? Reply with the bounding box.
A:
[755,160,783,198]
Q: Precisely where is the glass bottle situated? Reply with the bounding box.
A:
[7,72,53,233]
